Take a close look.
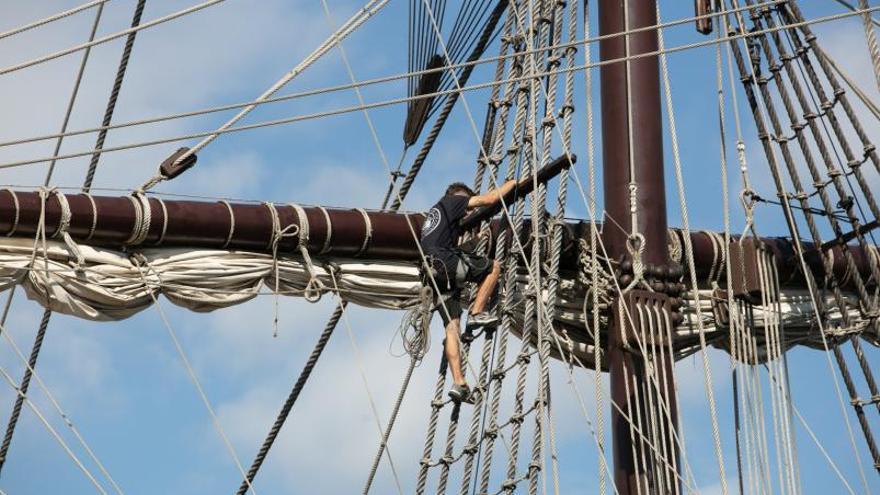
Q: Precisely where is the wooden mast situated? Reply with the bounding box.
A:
[599,0,680,492]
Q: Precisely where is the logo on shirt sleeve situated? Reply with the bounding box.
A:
[422,207,442,236]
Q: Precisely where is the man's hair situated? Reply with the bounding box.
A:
[446,182,475,197]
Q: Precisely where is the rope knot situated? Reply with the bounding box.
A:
[491,368,506,381]
[483,426,498,439]
[40,188,86,270]
[501,479,518,490]
[2,188,20,237]
[125,192,152,247]
[622,233,646,293]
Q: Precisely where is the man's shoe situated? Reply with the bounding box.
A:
[466,312,499,330]
[448,383,475,404]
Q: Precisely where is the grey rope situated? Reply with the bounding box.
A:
[500,0,539,489]
[0,308,51,472]
[416,4,521,494]
[457,6,518,493]
[413,0,547,491]
[220,200,235,248]
[857,0,880,93]
[355,208,374,257]
[154,196,168,245]
[234,303,344,495]
[84,193,99,241]
[317,206,333,255]
[759,6,880,427]
[363,287,433,494]
[82,0,146,191]
[770,0,880,415]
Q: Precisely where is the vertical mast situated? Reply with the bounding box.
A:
[599,0,678,492]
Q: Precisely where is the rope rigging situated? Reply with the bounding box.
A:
[725,0,880,482]
[5,0,880,493]
[405,0,508,146]
[82,0,147,191]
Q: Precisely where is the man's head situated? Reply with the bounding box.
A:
[446,182,475,198]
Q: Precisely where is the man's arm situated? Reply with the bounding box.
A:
[467,178,527,209]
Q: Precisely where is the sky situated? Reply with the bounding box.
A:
[0,0,879,494]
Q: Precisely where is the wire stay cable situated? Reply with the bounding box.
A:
[166,0,391,170]
[0,0,111,42]
[0,5,875,173]
[0,0,813,152]
[0,0,227,77]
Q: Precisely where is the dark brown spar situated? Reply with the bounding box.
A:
[0,188,875,291]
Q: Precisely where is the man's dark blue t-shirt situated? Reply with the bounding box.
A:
[421,194,469,269]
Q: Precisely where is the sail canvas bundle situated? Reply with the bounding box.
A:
[0,237,423,321]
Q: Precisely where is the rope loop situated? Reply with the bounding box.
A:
[355,208,373,257]
[219,200,235,249]
[394,285,434,363]
[124,192,152,246]
[82,192,98,242]
[1,188,20,237]
[739,189,758,237]
[44,188,85,269]
[316,205,333,255]
[289,203,310,250]
[264,202,303,336]
[289,203,326,303]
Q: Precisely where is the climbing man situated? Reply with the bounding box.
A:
[420,179,523,404]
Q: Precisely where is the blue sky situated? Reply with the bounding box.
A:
[0,0,880,494]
